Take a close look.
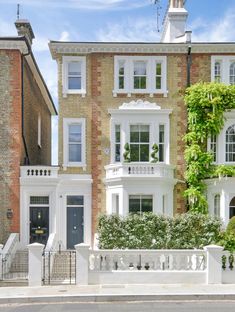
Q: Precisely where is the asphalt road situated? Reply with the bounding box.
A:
[0,301,235,312]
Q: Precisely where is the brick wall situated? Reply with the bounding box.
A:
[23,59,52,165]
[0,50,22,243]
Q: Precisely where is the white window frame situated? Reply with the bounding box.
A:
[113,56,167,96]
[129,194,153,214]
[63,118,86,168]
[211,56,235,85]
[62,56,86,97]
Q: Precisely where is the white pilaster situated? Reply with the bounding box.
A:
[75,243,90,285]
[204,245,223,284]
[27,243,44,287]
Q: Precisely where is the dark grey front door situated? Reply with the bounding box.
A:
[30,207,49,244]
[67,207,84,249]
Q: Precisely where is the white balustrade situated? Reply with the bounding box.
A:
[20,166,59,178]
[88,249,206,272]
[105,163,175,180]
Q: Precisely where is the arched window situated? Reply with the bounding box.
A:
[225,124,235,162]
[229,197,235,219]
[230,62,235,85]
[214,62,221,82]
[214,194,220,217]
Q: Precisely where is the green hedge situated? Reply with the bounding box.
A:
[97,213,222,249]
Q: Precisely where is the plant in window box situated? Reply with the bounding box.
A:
[151,143,159,163]
[123,143,131,163]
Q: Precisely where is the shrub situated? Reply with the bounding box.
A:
[226,216,235,235]
[97,212,221,249]
[217,231,235,252]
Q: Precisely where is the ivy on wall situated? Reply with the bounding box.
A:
[184,82,235,213]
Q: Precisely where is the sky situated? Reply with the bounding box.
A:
[1,0,235,165]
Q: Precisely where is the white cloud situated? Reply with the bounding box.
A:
[59,31,71,41]
[96,17,160,42]
[2,0,149,10]
[191,9,235,42]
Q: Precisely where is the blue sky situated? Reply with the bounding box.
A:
[1,0,235,164]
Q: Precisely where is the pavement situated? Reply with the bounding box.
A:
[1,283,235,304]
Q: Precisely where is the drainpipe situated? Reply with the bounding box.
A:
[21,39,31,165]
[187,45,192,88]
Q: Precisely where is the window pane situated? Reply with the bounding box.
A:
[156,63,161,75]
[118,61,125,75]
[134,77,146,89]
[134,61,146,75]
[68,62,81,75]
[69,125,81,142]
[156,77,161,89]
[30,196,49,205]
[69,144,81,162]
[142,196,153,213]
[140,145,149,161]
[115,144,120,162]
[129,196,141,214]
[130,126,139,142]
[119,77,124,89]
[130,144,139,161]
[115,125,120,142]
[67,195,84,206]
[140,125,149,142]
[68,77,81,90]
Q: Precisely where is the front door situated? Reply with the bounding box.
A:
[30,207,49,244]
[67,206,84,249]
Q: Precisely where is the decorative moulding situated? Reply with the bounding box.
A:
[119,99,161,110]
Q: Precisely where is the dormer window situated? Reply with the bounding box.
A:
[62,56,86,97]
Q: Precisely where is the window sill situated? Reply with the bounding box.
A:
[63,90,86,98]
[112,90,168,98]
[63,163,87,171]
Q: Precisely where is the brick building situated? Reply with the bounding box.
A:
[0,20,57,244]
[18,0,235,250]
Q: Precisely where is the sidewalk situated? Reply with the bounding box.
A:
[1,284,235,304]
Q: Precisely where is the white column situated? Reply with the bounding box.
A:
[27,243,45,287]
[204,245,223,284]
[75,243,90,285]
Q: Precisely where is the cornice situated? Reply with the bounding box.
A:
[49,42,235,59]
[0,39,28,54]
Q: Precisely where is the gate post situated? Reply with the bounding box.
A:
[75,243,90,285]
[27,243,45,286]
[204,245,223,284]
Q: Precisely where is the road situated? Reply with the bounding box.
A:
[0,301,235,312]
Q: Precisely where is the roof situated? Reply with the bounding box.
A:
[0,36,57,115]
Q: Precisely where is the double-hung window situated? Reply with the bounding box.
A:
[133,61,147,89]
[158,124,165,162]
[115,125,121,162]
[129,195,153,214]
[114,56,167,95]
[63,118,86,167]
[62,56,86,96]
[209,134,217,162]
[130,125,149,162]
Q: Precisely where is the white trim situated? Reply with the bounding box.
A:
[62,56,86,97]
[63,118,86,168]
[211,56,235,84]
[113,56,167,95]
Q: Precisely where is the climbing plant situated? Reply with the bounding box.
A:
[184,82,235,213]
